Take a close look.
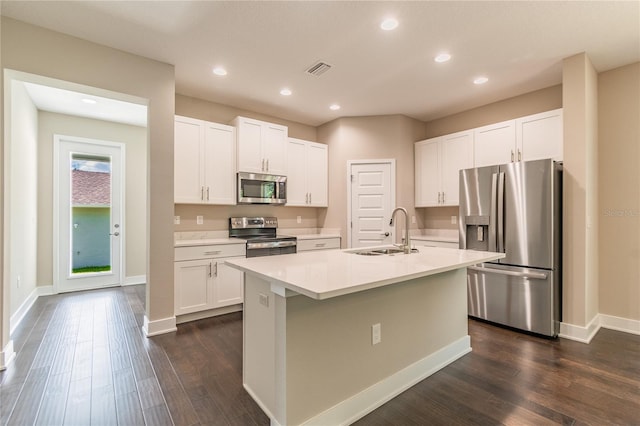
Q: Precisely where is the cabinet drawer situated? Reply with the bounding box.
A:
[297,237,341,252]
[175,244,246,261]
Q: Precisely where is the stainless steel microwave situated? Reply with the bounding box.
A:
[237,172,287,205]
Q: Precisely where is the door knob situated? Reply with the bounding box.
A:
[110,232,120,236]
[383,232,390,237]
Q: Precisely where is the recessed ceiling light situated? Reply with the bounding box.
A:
[434,53,451,63]
[329,104,341,111]
[280,88,292,96]
[380,18,399,31]
[474,76,489,85]
[212,67,227,76]
[81,98,97,104]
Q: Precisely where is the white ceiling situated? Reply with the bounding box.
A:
[3,1,639,127]
[23,82,148,127]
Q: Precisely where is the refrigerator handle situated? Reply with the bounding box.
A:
[489,173,497,252]
[497,172,505,253]
[468,266,547,280]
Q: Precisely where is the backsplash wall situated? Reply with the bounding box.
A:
[174,204,321,231]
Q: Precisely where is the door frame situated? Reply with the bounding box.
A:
[53,134,126,293]
[346,159,396,248]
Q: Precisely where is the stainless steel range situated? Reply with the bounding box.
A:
[229,217,297,258]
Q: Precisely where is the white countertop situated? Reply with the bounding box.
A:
[226,246,504,300]
[175,238,245,247]
[411,235,459,243]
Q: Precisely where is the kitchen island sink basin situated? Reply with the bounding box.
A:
[350,247,418,255]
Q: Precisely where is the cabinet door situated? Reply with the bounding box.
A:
[307,142,328,207]
[473,120,516,167]
[286,138,308,206]
[174,117,203,203]
[236,118,264,173]
[203,122,236,205]
[517,108,563,162]
[440,131,473,206]
[174,259,212,315]
[414,139,440,207]
[263,123,288,175]
[213,260,244,307]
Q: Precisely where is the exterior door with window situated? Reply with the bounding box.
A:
[55,136,123,292]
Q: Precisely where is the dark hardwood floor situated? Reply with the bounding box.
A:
[2,285,639,425]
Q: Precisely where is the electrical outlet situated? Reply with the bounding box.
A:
[174,216,180,225]
[372,323,381,345]
[259,293,269,307]
[451,215,457,225]
[196,215,203,225]
[17,275,21,288]
[411,215,416,224]
[297,215,302,224]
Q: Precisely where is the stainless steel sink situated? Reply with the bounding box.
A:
[350,247,417,256]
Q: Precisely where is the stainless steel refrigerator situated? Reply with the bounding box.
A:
[459,158,562,337]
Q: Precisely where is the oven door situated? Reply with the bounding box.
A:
[238,172,286,205]
[246,240,296,258]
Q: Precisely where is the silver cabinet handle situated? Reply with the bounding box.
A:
[306,193,309,204]
[511,150,514,162]
[315,243,326,247]
[261,159,265,171]
[213,262,218,277]
[209,262,212,278]
[468,265,547,280]
[518,149,522,161]
[204,250,221,255]
[309,193,312,204]
[201,186,205,201]
[442,192,445,203]
[266,159,269,171]
[206,187,210,201]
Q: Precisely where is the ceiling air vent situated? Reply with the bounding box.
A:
[306,61,332,77]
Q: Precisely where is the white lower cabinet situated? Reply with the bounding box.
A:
[297,237,341,252]
[174,244,245,316]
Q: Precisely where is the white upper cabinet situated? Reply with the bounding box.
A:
[415,131,473,207]
[516,108,563,162]
[174,115,236,205]
[233,116,288,175]
[286,138,328,207]
[473,120,517,168]
[473,108,563,167]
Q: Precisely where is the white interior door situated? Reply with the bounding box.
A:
[54,136,124,293]
[349,161,395,248]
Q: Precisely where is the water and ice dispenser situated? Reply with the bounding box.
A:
[462,215,491,251]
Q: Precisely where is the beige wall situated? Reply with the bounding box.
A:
[317,115,427,246]
[420,85,563,230]
[174,94,322,232]
[37,112,147,285]
[562,53,599,327]
[598,62,640,321]
[8,81,39,318]
[1,17,175,351]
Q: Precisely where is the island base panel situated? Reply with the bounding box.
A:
[243,268,469,425]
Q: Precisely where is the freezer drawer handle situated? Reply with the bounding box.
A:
[468,266,547,280]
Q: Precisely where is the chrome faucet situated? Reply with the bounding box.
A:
[390,207,411,254]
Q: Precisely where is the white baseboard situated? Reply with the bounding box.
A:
[559,315,600,343]
[10,287,39,335]
[0,340,16,371]
[142,315,177,337]
[301,335,472,426]
[600,314,640,335]
[560,313,640,343]
[37,285,54,296]
[123,275,146,286]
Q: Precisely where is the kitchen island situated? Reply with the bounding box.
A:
[226,246,504,426]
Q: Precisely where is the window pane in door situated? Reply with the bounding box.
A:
[70,155,112,275]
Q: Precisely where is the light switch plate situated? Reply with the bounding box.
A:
[196,215,203,225]
[174,216,180,225]
[451,215,457,225]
